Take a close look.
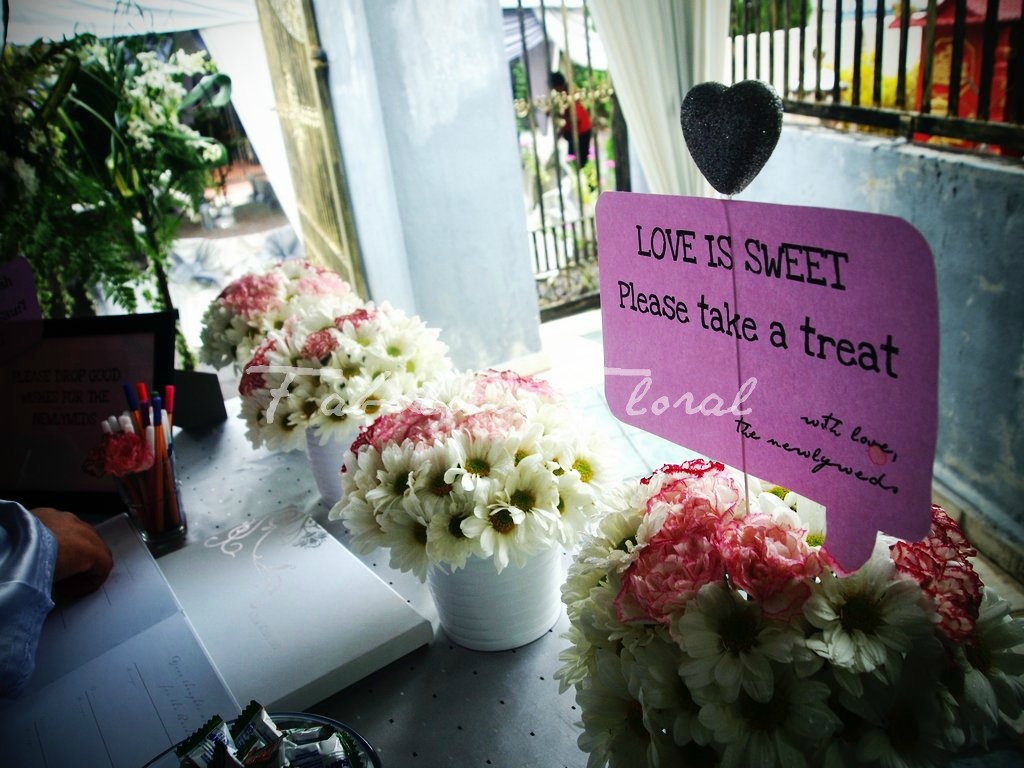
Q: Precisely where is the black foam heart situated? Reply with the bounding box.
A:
[680,80,783,196]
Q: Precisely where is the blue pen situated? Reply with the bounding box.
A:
[122,382,138,411]
[122,383,142,433]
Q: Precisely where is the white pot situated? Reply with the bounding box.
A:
[427,545,564,652]
[305,426,358,506]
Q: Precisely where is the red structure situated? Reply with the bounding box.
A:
[908,0,1022,148]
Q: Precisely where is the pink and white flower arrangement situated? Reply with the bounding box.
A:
[199,260,361,369]
[237,301,452,452]
[557,460,1024,768]
[329,369,615,580]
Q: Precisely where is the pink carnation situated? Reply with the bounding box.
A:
[457,405,525,439]
[927,505,977,561]
[649,461,741,520]
[336,307,377,330]
[217,273,282,318]
[719,513,823,620]
[351,404,455,456]
[102,432,155,477]
[471,369,557,404]
[616,505,724,624]
[294,264,350,296]
[239,338,278,397]
[891,506,982,643]
[641,458,725,485]
[300,328,339,360]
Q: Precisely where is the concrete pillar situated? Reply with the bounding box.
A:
[313,0,542,369]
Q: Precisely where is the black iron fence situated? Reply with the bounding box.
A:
[507,2,1024,319]
[731,0,1024,154]
[507,0,621,320]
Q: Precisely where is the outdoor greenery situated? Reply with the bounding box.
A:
[731,0,812,35]
[839,53,919,109]
[0,32,230,364]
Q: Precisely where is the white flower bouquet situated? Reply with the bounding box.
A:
[237,302,452,452]
[329,369,615,580]
[199,260,361,369]
[557,459,1024,768]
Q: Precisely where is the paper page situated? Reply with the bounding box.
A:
[26,514,184,692]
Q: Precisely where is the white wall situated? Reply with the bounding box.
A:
[314,0,542,370]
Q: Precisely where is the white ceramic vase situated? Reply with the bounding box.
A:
[426,545,564,652]
[305,426,358,506]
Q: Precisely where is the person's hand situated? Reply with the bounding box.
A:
[31,508,114,602]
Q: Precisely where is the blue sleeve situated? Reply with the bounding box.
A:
[0,500,56,699]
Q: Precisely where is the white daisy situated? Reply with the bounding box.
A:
[803,538,935,685]
[560,430,615,491]
[459,503,528,572]
[378,507,430,581]
[425,488,481,573]
[576,648,654,768]
[672,582,803,703]
[332,496,388,555]
[365,441,421,516]
[443,432,514,498]
[239,396,306,452]
[341,444,385,503]
[847,655,963,768]
[752,483,828,549]
[564,485,647,582]
[506,421,546,466]
[489,453,560,538]
[555,624,597,695]
[628,629,713,748]
[699,668,839,768]
[551,469,597,548]
[955,588,1024,745]
[409,441,462,517]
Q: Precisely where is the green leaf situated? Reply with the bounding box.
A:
[37,55,79,125]
[182,72,232,110]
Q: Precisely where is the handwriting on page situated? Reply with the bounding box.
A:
[598,192,938,572]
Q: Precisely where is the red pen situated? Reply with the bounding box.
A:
[164,384,175,432]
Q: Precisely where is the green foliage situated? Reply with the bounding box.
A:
[731,0,811,35]
[0,34,231,321]
[510,58,528,102]
[572,67,613,124]
[839,53,919,109]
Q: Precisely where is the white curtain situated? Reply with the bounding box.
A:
[4,1,257,43]
[588,0,729,196]
[198,23,300,234]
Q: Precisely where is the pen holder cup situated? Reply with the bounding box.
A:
[116,452,187,546]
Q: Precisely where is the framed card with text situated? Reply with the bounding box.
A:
[0,312,176,514]
[598,193,939,573]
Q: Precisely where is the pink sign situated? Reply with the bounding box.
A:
[598,192,938,572]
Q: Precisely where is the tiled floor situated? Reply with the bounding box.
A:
[532,307,1024,614]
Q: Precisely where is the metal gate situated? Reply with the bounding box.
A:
[254,0,368,297]
[507,0,625,320]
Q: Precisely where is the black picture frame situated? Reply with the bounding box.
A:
[0,312,176,517]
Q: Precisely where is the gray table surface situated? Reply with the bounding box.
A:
[166,412,588,768]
